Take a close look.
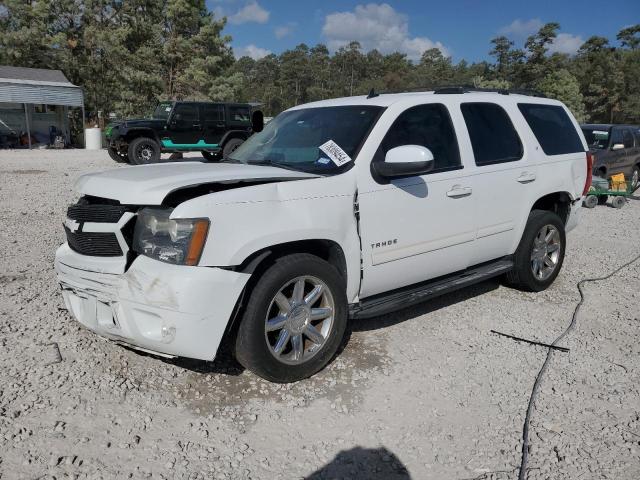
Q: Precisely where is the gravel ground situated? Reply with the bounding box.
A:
[1,149,639,480]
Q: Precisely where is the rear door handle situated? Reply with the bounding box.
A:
[446,185,472,198]
[517,172,537,183]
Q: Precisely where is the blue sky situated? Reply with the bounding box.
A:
[208,0,638,62]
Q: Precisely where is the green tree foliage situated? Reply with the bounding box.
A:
[536,69,585,121]
[0,7,638,124]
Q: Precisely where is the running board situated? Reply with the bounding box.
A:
[349,258,513,319]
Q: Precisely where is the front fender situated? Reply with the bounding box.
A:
[171,174,362,301]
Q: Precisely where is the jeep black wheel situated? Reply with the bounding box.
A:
[235,253,347,383]
[504,210,566,292]
[107,146,129,163]
[222,138,244,158]
[201,151,221,162]
[128,137,160,165]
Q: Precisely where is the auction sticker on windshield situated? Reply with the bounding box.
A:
[319,140,352,166]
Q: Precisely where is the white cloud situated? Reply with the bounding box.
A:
[499,18,543,39]
[228,1,269,25]
[499,18,583,55]
[548,33,584,55]
[321,3,449,60]
[275,24,296,39]
[235,44,272,60]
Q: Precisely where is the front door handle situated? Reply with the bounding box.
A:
[446,185,472,198]
[517,172,537,183]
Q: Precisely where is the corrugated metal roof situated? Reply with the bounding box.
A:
[0,66,83,107]
[0,66,73,84]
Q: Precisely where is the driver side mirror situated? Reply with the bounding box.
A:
[612,143,624,151]
[373,145,435,179]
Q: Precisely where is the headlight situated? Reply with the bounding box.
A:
[133,208,209,266]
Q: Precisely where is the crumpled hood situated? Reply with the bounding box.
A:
[75,162,319,205]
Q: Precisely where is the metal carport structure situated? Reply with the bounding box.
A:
[0,66,84,149]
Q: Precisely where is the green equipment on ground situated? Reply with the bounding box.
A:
[583,173,633,209]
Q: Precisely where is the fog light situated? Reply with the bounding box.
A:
[161,326,176,344]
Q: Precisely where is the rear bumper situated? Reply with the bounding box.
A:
[55,244,251,360]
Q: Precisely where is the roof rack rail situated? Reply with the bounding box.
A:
[433,85,547,98]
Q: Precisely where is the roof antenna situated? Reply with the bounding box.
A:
[367,88,379,99]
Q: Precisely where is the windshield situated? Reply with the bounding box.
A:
[152,102,174,120]
[582,127,610,150]
[229,105,383,173]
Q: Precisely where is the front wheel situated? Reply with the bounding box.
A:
[504,210,566,292]
[128,137,160,165]
[107,146,129,163]
[235,254,348,383]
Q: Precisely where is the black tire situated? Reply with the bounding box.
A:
[128,137,160,165]
[504,210,566,292]
[201,151,221,162]
[222,138,244,158]
[612,196,626,209]
[107,146,129,163]
[631,166,639,192]
[583,195,598,208]
[235,253,348,383]
[597,195,608,205]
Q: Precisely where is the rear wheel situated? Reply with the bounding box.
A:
[128,137,160,165]
[235,254,347,383]
[201,151,221,162]
[107,146,129,163]
[505,210,565,292]
[222,138,244,158]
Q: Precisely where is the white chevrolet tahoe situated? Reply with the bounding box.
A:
[55,88,592,383]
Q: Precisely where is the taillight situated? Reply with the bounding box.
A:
[583,152,594,196]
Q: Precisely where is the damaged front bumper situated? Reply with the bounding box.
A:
[54,243,250,360]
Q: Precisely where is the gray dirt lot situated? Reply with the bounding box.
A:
[0,149,639,480]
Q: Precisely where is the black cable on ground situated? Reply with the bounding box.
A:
[518,252,640,480]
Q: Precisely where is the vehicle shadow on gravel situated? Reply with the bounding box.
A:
[305,446,411,479]
[351,278,500,332]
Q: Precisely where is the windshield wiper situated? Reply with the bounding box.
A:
[245,159,314,173]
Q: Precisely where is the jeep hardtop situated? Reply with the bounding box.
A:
[105,101,264,165]
[56,88,591,382]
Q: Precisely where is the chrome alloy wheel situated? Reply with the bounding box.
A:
[530,224,561,281]
[632,169,639,191]
[264,276,335,365]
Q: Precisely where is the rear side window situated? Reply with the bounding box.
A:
[518,103,584,155]
[376,103,461,172]
[623,129,634,148]
[461,103,523,166]
[202,104,224,123]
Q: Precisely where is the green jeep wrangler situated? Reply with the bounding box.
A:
[105,101,263,164]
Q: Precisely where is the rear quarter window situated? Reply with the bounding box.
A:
[518,104,584,155]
